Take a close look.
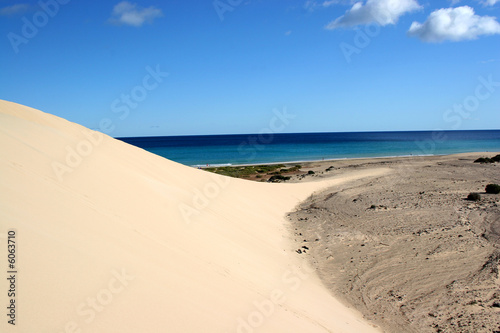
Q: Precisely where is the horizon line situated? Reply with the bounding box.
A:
[115,128,500,139]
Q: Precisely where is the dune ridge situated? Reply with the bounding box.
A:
[0,100,386,332]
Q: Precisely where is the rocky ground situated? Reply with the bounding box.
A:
[288,153,500,333]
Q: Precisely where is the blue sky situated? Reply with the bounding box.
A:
[1,0,499,137]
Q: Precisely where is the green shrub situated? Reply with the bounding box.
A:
[268,175,290,182]
[204,163,289,179]
[467,192,481,201]
[485,184,500,194]
[308,170,315,175]
[492,154,500,162]
[284,165,301,172]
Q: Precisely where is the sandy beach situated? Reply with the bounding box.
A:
[1,100,499,332]
[287,154,500,332]
[0,100,382,332]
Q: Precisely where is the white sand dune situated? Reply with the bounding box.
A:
[0,100,387,332]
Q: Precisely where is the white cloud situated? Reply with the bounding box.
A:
[304,0,354,12]
[452,1,499,8]
[322,0,344,7]
[109,1,163,27]
[304,0,317,11]
[481,0,499,6]
[408,6,500,42]
[0,4,30,16]
[325,0,422,29]
[480,58,500,63]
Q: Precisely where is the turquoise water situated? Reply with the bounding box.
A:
[118,130,500,166]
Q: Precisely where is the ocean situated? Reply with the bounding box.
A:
[118,130,500,167]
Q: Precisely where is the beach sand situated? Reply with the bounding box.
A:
[288,154,500,332]
[1,99,498,332]
[0,99,382,332]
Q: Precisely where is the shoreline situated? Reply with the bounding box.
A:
[288,152,500,332]
[194,151,499,169]
[197,152,499,183]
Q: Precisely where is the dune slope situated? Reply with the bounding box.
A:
[0,100,386,332]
